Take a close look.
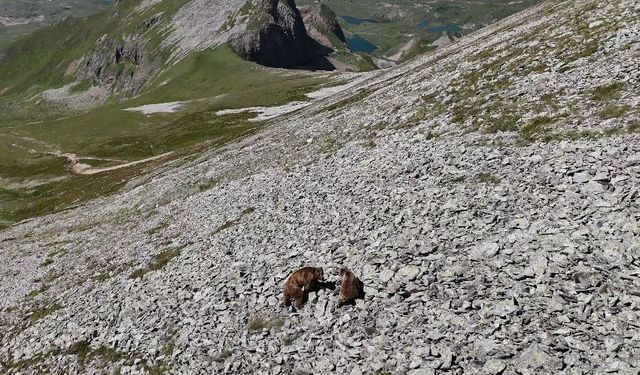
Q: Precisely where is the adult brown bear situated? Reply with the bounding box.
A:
[282,267,325,309]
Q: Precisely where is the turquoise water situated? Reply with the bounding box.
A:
[341,15,378,26]
[346,34,377,53]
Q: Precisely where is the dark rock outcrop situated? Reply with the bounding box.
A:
[228,0,322,68]
[74,35,158,97]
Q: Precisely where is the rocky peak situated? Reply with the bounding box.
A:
[228,0,320,67]
[298,3,346,50]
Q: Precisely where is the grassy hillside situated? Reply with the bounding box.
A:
[0,37,327,224]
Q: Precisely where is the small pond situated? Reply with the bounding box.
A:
[416,20,430,29]
[416,20,462,33]
[346,34,377,53]
[421,24,462,33]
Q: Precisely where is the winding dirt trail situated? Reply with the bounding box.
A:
[61,152,174,175]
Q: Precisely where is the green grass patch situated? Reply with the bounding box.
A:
[0,11,117,95]
[197,177,221,192]
[69,79,92,93]
[282,334,300,346]
[213,350,233,363]
[483,115,519,133]
[472,49,493,62]
[324,88,372,112]
[0,111,259,223]
[598,105,629,119]
[574,41,599,59]
[39,256,54,267]
[213,207,255,235]
[1,338,171,372]
[520,116,552,141]
[0,210,15,229]
[476,173,501,184]
[27,302,61,322]
[591,83,623,101]
[129,247,183,279]
[26,285,49,299]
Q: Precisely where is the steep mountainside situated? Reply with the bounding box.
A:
[1,0,639,374]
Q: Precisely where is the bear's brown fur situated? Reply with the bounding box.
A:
[282,267,325,309]
[338,268,364,307]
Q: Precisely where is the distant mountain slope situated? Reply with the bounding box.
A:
[297,0,544,62]
[0,0,113,50]
[0,0,326,100]
[1,0,639,374]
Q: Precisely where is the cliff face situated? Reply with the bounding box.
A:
[228,0,320,67]
[74,35,158,97]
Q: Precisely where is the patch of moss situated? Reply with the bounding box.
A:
[69,79,92,93]
[213,207,256,235]
[198,177,221,192]
[40,257,54,267]
[282,334,300,346]
[472,49,493,62]
[440,175,467,187]
[26,285,50,299]
[574,41,599,59]
[324,88,372,112]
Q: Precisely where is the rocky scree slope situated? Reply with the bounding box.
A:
[1,0,640,374]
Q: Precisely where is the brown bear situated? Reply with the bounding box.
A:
[338,268,364,307]
[282,267,325,309]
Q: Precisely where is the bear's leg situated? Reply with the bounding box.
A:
[293,288,305,309]
[283,290,291,307]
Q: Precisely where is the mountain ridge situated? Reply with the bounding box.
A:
[0,0,327,99]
